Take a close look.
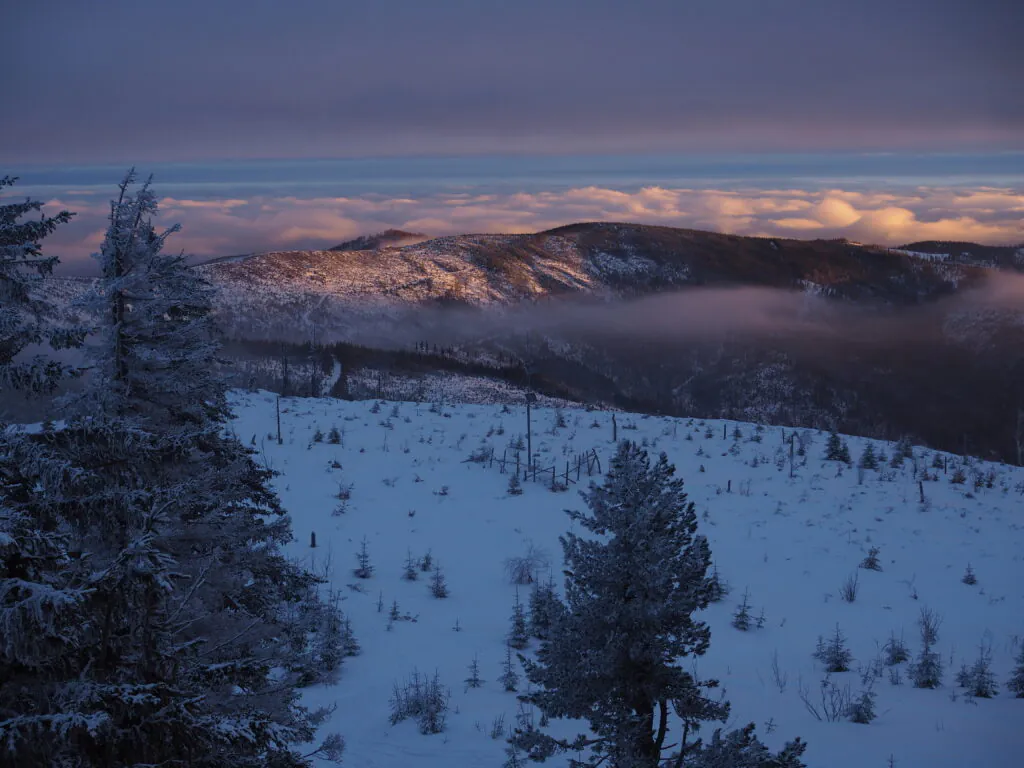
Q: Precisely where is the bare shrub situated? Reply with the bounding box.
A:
[771,650,788,693]
[798,674,851,722]
[489,713,506,740]
[918,607,942,646]
[839,572,859,603]
[504,541,550,586]
[883,632,909,665]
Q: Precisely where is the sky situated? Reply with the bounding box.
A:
[2,1,1022,267]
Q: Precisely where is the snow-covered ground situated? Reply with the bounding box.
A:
[343,369,578,409]
[229,391,1024,768]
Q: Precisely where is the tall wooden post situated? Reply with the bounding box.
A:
[526,398,533,474]
[276,396,282,445]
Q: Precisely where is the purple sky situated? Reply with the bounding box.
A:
[2,0,1021,164]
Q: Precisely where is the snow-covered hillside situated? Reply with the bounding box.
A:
[229,391,1024,768]
[194,235,603,339]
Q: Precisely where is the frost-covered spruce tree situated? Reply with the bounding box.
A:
[732,589,754,631]
[892,435,914,465]
[500,644,520,692]
[909,608,943,690]
[0,179,90,764]
[813,625,853,673]
[508,471,524,496]
[958,642,998,698]
[1008,643,1024,698]
[858,444,878,471]
[0,175,85,392]
[682,723,806,768]
[429,561,449,598]
[514,441,803,767]
[825,430,846,462]
[705,564,730,603]
[0,172,339,767]
[508,589,530,650]
[528,575,562,641]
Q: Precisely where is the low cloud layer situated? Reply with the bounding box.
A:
[376,270,1024,355]
[39,184,1024,273]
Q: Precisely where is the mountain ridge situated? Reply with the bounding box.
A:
[195,222,1001,341]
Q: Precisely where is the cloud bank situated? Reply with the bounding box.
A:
[39,184,1023,273]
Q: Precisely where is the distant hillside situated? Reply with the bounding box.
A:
[41,223,1024,463]
[196,223,992,340]
[896,240,1024,271]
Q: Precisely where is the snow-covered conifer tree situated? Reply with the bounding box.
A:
[508,589,529,650]
[813,625,853,673]
[514,441,803,767]
[909,608,943,689]
[1,176,91,763]
[528,575,562,640]
[500,644,520,692]
[0,176,84,393]
[825,430,845,462]
[681,723,806,767]
[429,562,449,598]
[858,444,878,470]
[1008,644,1024,698]
[0,172,339,766]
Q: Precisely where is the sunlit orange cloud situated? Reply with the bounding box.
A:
[162,198,249,210]
[41,186,1024,270]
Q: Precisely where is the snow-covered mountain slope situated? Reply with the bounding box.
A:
[228,391,1024,768]
[199,234,594,304]
[194,224,989,340]
[193,233,599,338]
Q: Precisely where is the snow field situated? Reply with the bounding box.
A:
[229,391,1024,768]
